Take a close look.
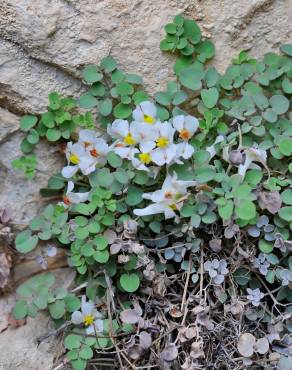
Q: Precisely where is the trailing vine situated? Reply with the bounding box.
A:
[11,15,292,370]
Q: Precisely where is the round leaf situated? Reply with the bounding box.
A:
[201,88,219,108]
[20,115,38,131]
[120,273,140,292]
[15,230,38,253]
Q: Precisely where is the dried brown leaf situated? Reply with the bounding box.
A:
[0,252,12,289]
[254,337,269,355]
[209,238,222,252]
[258,191,282,214]
[120,309,140,324]
[237,333,256,357]
[139,331,152,349]
[160,343,178,362]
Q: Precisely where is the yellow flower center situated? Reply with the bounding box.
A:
[83,314,94,326]
[156,136,169,148]
[143,114,155,124]
[179,128,191,141]
[124,133,136,145]
[139,153,151,164]
[69,153,80,164]
[169,204,177,211]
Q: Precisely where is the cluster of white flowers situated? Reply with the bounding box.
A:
[108,101,199,170]
[62,129,109,178]
[59,101,201,218]
[61,102,199,180]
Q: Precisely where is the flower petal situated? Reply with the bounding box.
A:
[71,310,83,324]
[62,165,79,178]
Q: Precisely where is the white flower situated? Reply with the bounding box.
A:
[172,115,199,141]
[86,137,109,167]
[130,150,152,172]
[107,119,138,159]
[78,129,100,149]
[151,122,177,165]
[206,135,225,159]
[59,181,89,208]
[71,296,103,334]
[62,142,97,178]
[107,119,136,144]
[133,101,157,124]
[133,172,196,219]
[238,147,267,179]
[174,141,194,163]
[130,121,158,152]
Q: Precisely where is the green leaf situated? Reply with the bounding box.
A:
[126,186,143,206]
[279,206,292,222]
[197,40,215,61]
[71,359,87,370]
[282,78,292,94]
[64,334,83,350]
[49,300,66,319]
[41,112,55,128]
[113,103,132,119]
[64,294,80,312]
[27,129,39,144]
[218,200,234,220]
[46,129,61,142]
[259,240,273,253]
[165,23,177,34]
[93,235,108,250]
[154,92,172,106]
[91,168,114,187]
[183,19,201,44]
[75,227,89,240]
[79,346,93,360]
[90,82,106,97]
[278,138,292,156]
[12,300,28,319]
[270,95,289,114]
[280,43,292,56]
[125,73,142,84]
[235,201,256,220]
[107,151,123,168]
[116,82,134,96]
[120,273,140,292]
[99,98,112,116]
[195,166,215,183]
[114,168,129,184]
[133,91,149,104]
[172,91,187,105]
[83,65,103,83]
[94,249,110,263]
[201,88,219,108]
[281,189,292,205]
[233,268,251,285]
[15,230,38,253]
[20,138,34,154]
[101,56,117,72]
[78,94,98,109]
[20,115,38,131]
[262,108,277,123]
[180,67,203,90]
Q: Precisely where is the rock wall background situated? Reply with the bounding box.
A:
[0,0,291,368]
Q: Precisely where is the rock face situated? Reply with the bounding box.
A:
[0,0,291,368]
